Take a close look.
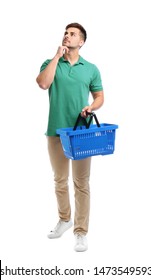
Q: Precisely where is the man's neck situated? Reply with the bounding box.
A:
[64,49,80,65]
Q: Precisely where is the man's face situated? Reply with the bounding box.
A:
[62,27,84,49]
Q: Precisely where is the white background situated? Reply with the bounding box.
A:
[0,0,151,279]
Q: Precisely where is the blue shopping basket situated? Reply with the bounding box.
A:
[56,112,118,160]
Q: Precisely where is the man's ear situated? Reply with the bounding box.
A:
[79,40,84,47]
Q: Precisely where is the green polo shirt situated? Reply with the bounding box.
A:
[40,56,103,136]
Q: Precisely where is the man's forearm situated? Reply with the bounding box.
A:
[81,91,104,117]
[36,55,59,90]
[90,93,104,111]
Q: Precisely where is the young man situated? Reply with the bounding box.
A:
[36,23,104,252]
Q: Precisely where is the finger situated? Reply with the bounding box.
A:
[81,110,87,118]
[62,46,69,52]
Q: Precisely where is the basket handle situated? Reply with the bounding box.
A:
[73,113,88,130]
[86,112,100,128]
[73,112,100,130]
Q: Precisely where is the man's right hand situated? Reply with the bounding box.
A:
[56,46,69,58]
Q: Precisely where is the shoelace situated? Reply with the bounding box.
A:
[76,234,85,245]
[76,234,82,239]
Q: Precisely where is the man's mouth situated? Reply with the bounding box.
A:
[63,39,69,43]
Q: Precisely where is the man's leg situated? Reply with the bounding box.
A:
[47,137,72,238]
[72,157,91,235]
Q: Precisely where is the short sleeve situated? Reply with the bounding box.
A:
[40,59,51,72]
[89,65,103,92]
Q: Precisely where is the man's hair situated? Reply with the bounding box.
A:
[65,23,87,42]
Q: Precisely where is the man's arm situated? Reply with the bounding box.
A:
[81,90,104,117]
[36,46,69,90]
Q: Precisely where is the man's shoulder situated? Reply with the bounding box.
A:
[80,56,97,67]
[80,56,99,73]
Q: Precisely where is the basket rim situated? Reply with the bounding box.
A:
[57,123,118,136]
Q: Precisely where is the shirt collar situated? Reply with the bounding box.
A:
[60,56,84,65]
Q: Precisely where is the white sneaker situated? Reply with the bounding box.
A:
[47,220,73,239]
[74,234,88,252]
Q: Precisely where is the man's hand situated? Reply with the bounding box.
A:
[81,106,92,118]
[56,46,69,58]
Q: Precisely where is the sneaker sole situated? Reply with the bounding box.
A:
[74,246,88,252]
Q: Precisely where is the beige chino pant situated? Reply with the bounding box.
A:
[47,136,91,235]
